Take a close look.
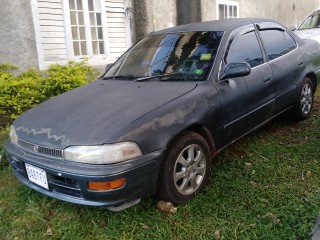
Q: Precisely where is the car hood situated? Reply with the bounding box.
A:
[13,79,197,149]
[295,28,320,43]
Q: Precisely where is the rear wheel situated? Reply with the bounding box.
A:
[157,131,211,204]
[292,77,314,120]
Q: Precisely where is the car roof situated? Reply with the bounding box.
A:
[151,18,279,34]
[310,9,320,15]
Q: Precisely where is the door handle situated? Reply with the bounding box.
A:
[264,75,272,83]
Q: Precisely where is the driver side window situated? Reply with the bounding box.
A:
[226,31,264,68]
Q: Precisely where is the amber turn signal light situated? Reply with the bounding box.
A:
[88,178,126,191]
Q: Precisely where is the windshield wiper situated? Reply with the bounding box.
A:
[103,72,198,82]
[134,72,192,82]
[102,75,141,80]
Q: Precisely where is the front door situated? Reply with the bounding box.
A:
[216,25,275,144]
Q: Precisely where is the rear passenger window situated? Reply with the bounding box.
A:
[283,31,297,51]
[226,31,263,68]
[260,30,293,61]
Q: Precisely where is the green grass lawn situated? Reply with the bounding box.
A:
[0,90,319,240]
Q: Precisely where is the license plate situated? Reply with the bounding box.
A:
[25,163,49,190]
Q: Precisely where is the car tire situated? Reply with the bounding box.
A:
[157,131,211,204]
[292,77,314,121]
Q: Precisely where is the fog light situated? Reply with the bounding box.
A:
[88,178,126,191]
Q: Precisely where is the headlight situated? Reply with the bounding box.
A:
[63,142,142,164]
[9,125,18,145]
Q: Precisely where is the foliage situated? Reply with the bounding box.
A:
[0,61,97,128]
[0,63,17,74]
[0,68,43,121]
[41,60,96,99]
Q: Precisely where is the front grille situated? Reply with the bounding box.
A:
[37,146,63,158]
[17,139,63,158]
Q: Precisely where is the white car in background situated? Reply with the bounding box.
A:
[295,9,320,43]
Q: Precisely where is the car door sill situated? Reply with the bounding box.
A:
[217,105,293,154]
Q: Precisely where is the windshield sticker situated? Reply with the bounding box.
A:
[200,53,211,60]
[194,69,204,75]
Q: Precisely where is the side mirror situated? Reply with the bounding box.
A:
[289,25,297,31]
[105,63,113,72]
[220,62,251,80]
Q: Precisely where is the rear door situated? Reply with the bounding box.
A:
[257,23,302,113]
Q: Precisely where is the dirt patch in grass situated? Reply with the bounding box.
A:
[314,93,320,111]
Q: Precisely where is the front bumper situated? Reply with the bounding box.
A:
[5,141,164,207]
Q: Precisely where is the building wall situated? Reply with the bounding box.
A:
[133,0,320,41]
[0,0,39,71]
[0,0,132,70]
[148,0,177,32]
[105,0,133,59]
[34,0,132,69]
[36,0,67,67]
[133,0,177,41]
[177,0,202,25]
[239,0,320,27]
[202,0,320,26]
[201,0,217,22]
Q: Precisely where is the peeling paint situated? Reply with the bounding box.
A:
[119,98,205,142]
[16,126,70,145]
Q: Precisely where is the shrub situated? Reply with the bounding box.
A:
[41,60,96,98]
[0,63,17,74]
[0,60,97,128]
[0,69,42,121]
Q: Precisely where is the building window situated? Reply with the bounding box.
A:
[68,0,105,56]
[88,0,104,54]
[217,0,239,20]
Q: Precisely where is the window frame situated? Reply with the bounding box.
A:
[216,0,239,20]
[223,25,266,70]
[63,0,109,59]
[258,29,298,62]
[283,31,297,52]
[225,30,264,68]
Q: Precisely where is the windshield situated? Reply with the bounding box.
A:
[103,31,223,81]
[298,12,320,30]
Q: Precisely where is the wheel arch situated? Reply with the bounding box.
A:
[305,72,317,93]
[166,124,217,159]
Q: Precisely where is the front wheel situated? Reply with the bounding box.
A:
[157,131,211,204]
[292,77,314,121]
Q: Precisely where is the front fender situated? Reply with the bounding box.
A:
[117,83,222,154]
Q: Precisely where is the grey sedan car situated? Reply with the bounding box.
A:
[6,18,320,210]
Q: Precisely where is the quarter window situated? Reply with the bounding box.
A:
[226,31,263,68]
[283,31,297,51]
[69,0,105,56]
[259,30,290,61]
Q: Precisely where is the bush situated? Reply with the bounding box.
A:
[41,60,96,98]
[0,60,97,128]
[0,69,43,122]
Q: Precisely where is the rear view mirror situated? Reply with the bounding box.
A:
[220,62,251,80]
